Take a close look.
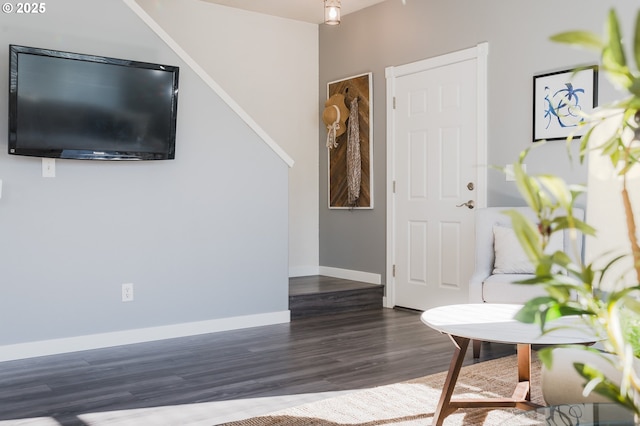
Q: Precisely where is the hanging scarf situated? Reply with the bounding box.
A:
[346,96,361,206]
[326,105,341,149]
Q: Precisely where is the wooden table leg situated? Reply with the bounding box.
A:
[433,335,469,426]
[433,339,541,425]
[472,339,482,358]
[514,343,532,401]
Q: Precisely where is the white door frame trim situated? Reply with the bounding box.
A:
[384,43,489,308]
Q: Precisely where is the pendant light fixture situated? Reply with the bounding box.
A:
[324,0,341,25]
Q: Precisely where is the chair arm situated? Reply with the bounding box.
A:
[468,271,490,303]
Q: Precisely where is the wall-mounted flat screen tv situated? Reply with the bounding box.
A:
[8,45,179,160]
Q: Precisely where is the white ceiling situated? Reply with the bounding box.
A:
[199,0,387,24]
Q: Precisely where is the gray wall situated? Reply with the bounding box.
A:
[135,0,319,278]
[319,0,633,282]
[0,0,289,345]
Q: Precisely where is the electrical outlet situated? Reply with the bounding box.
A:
[122,283,134,302]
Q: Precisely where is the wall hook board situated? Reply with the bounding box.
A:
[326,72,373,209]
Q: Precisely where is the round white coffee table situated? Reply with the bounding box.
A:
[421,303,597,426]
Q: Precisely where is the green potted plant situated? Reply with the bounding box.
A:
[506,8,640,415]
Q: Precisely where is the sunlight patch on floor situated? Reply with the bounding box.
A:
[79,391,354,425]
[0,419,61,426]
[0,390,356,426]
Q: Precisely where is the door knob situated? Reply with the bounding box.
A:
[456,200,475,209]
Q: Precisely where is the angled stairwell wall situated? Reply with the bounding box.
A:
[134,0,320,277]
[0,0,291,361]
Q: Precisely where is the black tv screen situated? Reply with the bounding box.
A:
[8,45,179,160]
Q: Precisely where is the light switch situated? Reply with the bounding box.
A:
[505,164,526,181]
[42,158,56,178]
[505,165,515,181]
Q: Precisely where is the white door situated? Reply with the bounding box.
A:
[386,44,488,311]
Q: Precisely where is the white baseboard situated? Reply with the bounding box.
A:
[318,266,381,285]
[289,266,320,277]
[0,310,290,363]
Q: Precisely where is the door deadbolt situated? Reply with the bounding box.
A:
[467,182,475,191]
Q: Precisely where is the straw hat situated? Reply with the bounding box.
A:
[322,94,349,137]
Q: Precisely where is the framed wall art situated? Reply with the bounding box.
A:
[533,65,598,142]
[325,72,373,209]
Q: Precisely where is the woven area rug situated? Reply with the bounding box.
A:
[222,354,546,426]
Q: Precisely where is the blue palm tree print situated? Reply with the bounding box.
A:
[544,82,585,129]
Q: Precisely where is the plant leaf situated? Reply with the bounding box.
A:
[634,10,640,71]
[513,154,542,212]
[503,210,543,262]
[629,77,640,97]
[550,31,604,51]
[537,175,572,210]
[538,347,554,369]
[574,362,638,411]
[515,297,555,325]
[607,9,627,68]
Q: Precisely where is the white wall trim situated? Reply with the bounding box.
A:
[0,311,290,363]
[318,266,381,284]
[475,42,489,210]
[384,64,397,308]
[289,266,320,277]
[123,0,294,168]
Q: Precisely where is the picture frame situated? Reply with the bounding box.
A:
[532,65,598,142]
[326,72,373,209]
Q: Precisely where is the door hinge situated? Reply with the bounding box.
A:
[393,180,396,193]
[392,264,396,277]
[393,96,396,109]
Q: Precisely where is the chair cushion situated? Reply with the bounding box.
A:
[482,274,548,303]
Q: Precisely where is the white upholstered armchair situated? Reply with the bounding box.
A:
[469,206,585,357]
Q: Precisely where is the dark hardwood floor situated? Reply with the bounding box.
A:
[0,308,515,425]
